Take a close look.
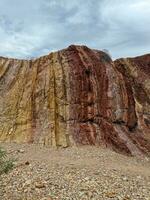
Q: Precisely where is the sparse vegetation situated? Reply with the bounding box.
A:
[0,146,14,175]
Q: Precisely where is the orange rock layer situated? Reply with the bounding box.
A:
[0,45,150,156]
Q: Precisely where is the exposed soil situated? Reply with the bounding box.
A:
[0,143,150,200]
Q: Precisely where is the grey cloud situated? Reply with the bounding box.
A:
[0,0,149,59]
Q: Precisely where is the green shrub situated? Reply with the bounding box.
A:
[0,146,14,175]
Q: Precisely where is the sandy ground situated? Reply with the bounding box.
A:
[0,142,150,200]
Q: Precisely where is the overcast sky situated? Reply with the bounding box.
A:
[0,0,150,59]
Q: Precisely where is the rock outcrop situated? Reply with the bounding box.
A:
[0,45,150,156]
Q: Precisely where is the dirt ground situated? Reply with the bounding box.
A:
[0,142,150,200]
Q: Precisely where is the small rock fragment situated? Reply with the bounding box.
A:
[17,149,25,153]
[35,181,46,189]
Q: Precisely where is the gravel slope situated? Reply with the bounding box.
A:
[0,143,150,200]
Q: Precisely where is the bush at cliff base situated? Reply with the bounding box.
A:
[0,146,14,175]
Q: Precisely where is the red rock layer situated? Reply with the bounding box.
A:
[0,45,150,157]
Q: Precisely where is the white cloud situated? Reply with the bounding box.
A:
[0,0,149,59]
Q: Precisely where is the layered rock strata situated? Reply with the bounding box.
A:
[0,45,150,156]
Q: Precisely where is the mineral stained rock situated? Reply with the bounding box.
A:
[0,45,150,156]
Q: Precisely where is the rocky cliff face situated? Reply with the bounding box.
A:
[0,45,150,156]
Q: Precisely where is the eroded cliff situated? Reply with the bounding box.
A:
[0,45,150,156]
